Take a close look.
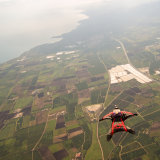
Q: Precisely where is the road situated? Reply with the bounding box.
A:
[114,39,131,65]
[114,38,153,84]
[97,39,133,160]
[96,40,130,160]
[96,39,152,160]
[96,51,125,160]
[31,110,49,160]
[96,53,109,160]
[96,53,123,160]
[110,39,148,160]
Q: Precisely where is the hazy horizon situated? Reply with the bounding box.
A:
[0,0,103,63]
[0,0,158,64]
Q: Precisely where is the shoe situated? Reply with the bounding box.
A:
[107,135,112,141]
[128,129,135,134]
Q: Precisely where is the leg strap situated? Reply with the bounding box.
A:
[121,118,127,132]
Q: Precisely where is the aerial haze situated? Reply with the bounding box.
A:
[0,0,102,63]
[0,0,158,64]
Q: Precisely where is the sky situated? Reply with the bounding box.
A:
[0,0,103,63]
[0,0,158,63]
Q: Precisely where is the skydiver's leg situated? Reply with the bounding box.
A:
[107,128,113,141]
[126,126,135,134]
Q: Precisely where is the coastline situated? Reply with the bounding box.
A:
[0,6,89,64]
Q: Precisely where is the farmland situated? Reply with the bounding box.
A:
[1,36,160,160]
[1,1,160,160]
[1,38,160,160]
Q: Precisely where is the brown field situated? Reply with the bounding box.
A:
[36,110,48,124]
[78,98,90,105]
[67,87,76,94]
[124,89,136,96]
[57,84,66,92]
[78,89,90,99]
[21,106,31,116]
[76,70,90,79]
[150,122,160,131]
[66,120,78,127]
[149,122,160,137]
[68,127,82,133]
[53,133,68,143]
[141,87,154,97]
[34,95,52,109]
[55,115,65,129]
[131,87,141,93]
[68,127,83,139]
[0,111,15,129]
[66,78,77,93]
[78,89,90,104]
[53,149,68,160]
[134,158,142,160]
[90,76,104,82]
[68,130,83,139]
[48,114,56,120]
[13,85,25,97]
[39,146,56,160]
[110,85,123,93]
[34,96,45,109]
[29,120,36,126]
[38,92,44,98]
[150,130,160,137]
[72,147,78,153]
[44,97,52,106]
[52,79,67,92]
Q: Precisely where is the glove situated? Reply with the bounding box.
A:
[99,118,103,121]
[134,113,138,116]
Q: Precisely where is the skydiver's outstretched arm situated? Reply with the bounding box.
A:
[121,111,138,121]
[99,112,113,121]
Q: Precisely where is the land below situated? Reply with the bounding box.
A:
[1,1,160,160]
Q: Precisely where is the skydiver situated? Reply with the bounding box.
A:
[99,106,138,141]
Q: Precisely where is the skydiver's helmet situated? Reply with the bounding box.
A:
[113,105,121,114]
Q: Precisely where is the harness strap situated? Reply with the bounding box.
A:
[114,124,123,129]
[121,118,127,132]
[111,119,115,135]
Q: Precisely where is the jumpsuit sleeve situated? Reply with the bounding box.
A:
[121,111,134,116]
[101,112,113,120]
[121,111,136,120]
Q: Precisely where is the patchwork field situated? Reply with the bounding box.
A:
[1,2,160,159]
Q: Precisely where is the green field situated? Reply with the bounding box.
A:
[14,97,33,109]
[1,1,160,159]
[85,123,102,160]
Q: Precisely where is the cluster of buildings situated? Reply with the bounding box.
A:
[109,64,152,84]
[46,50,78,61]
